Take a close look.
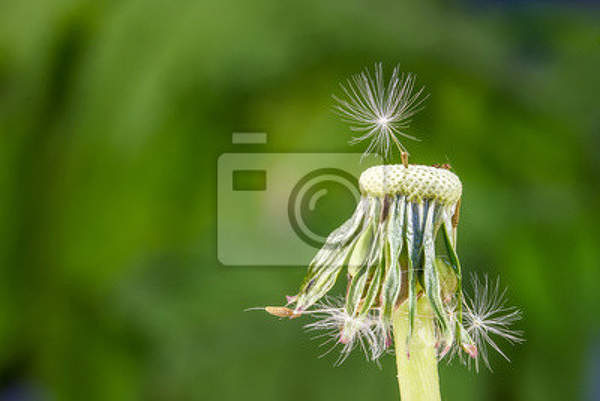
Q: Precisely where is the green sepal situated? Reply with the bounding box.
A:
[295,244,352,311]
[404,203,418,340]
[347,221,374,277]
[358,232,385,316]
[435,257,458,302]
[345,254,375,316]
[441,217,465,347]
[422,203,449,334]
[303,197,371,280]
[380,196,405,321]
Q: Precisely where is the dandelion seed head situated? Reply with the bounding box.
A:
[333,62,428,160]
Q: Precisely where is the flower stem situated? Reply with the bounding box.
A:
[392,299,441,401]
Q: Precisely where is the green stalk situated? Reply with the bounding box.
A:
[392,299,441,401]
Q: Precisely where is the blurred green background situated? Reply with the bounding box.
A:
[2,0,600,400]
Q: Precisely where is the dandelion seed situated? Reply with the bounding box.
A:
[264,306,300,318]
[333,63,428,160]
[463,274,524,371]
[303,297,386,364]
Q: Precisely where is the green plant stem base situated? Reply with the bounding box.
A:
[392,299,441,401]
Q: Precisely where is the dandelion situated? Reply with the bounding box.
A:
[264,164,472,400]
[462,275,524,371]
[333,63,428,160]
[258,64,523,401]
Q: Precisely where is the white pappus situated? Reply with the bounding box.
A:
[333,63,428,160]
